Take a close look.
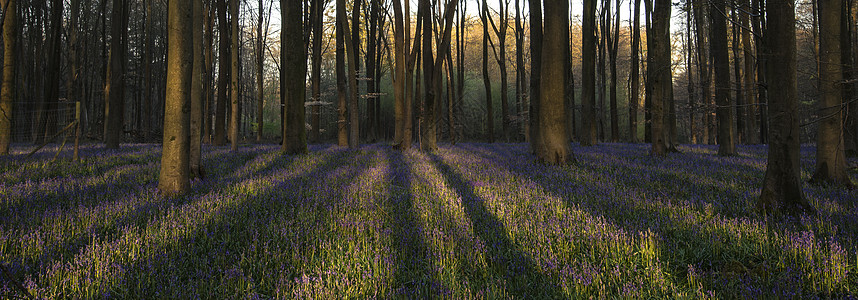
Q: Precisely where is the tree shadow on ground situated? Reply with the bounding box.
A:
[426,152,565,299]
[2,146,346,297]
[452,143,822,298]
[383,149,435,297]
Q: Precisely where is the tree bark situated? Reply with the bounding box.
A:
[256,0,265,142]
[343,0,360,148]
[649,0,670,156]
[741,0,758,144]
[366,0,379,142]
[609,0,620,143]
[758,0,815,216]
[203,0,214,144]
[537,0,572,164]
[214,0,229,146]
[731,2,745,144]
[581,0,597,146]
[160,0,193,196]
[0,0,15,154]
[515,0,524,141]
[104,0,127,149]
[710,0,736,155]
[282,0,308,154]
[190,0,205,178]
[481,0,494,143]
[229,0,239,151]
[336,0,348,146]
[629,0,640,143]
[310,0,323,143]
[810,0,852,188]
[752,0,767,144]
[842,1,857,155]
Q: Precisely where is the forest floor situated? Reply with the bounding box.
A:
[1,142,857,298]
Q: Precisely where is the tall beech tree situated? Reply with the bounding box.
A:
[758,0,815,216]
[0,0,16,155]
[255,0,265,142]
[536,0,572,164]
[514,0,524,141]
[421,0,458,152]
[581,0,597,146]
[649,0,670,156]
[845,2,857,155]
[695,0,714,145]
[336,0,348,146]
[160,0,193,196]
[629,0,640,143]
[741,0,758,144]
[608,0,620,143]
[190,0,205,178]
[710,0,736,156]
[810,0,852,188]
[343,0,360,148]
[752,0,767,144]
[392,0,423,150]
[487,0,511,141]
[104,0,128,149]
[528,0,542,152]
[481,0,494,143]
[310,0,323,143]
[229,0,239,151]
[214,0,229,146]
[281,0,307,154]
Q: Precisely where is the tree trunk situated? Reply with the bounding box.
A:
[229,0,239,151]
[598,3,607,141]
[256,0,264,142]
[537,0,572,164]
[104,0,126,149]
[686,0,695,144]
[609,0,620,143]
[842,1,857,155]
[282,0,308,154]
[731,2,745,145]
[310,0,322,144]
[421,0,435,150]
[190,0,205,178]
[581,0,597,146]
[515,0,524,141]
[710,0,736,155]
[160,0,193,196]
[0,0,15,154]
[343,0,360,148]
[457,2,466,143]
[629,0,640,143]
[758,0,815,216]
[741,0,758,144]
[203,0,214,144]
[810,0,852,188]
[489,0,510,142]
[214,0,229,146]
[366,0,379,142]
[336,0,348,146]
[528,0,543,152]
[481,0,494,143]
[649,0,669,156]
[753,0,768,144]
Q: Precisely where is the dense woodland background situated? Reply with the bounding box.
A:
[0,0,854,206]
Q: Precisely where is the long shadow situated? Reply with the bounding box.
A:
[108,147,363,297]
[383,149,432,297]
[2,146,339,296]
[454,143,811,298]
[461,143,756,218]
[426,152,565,298]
